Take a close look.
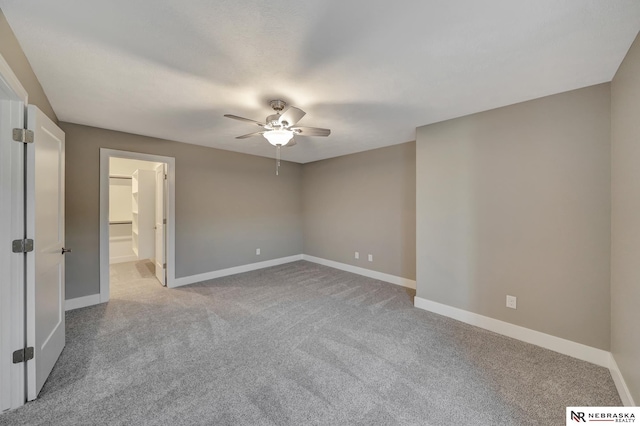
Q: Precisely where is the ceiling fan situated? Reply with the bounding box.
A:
[224,100,331,175]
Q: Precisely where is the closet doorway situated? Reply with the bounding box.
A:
[99,149,175,303]
[109,158,164,287]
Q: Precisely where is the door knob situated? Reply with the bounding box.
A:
[61,248,72,255]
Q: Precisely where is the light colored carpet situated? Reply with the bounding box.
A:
[0,260,621,425]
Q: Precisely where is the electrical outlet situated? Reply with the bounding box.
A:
[368,254,373,262]
[256,248,260,255]
[506,295,517,309]
[355,251,359,259]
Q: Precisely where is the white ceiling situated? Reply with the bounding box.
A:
[1,1,639,163]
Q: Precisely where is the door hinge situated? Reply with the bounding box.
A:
[12,128,34,143]
[12,347,34,364]
[163,263,167,269]
[12,239,34,253]
[163,218,167,225]
[164,174,167,180]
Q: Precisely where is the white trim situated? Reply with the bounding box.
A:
[99,149,176,302]
[0,54,27,411]
[109,235,132,242]
[413,296,611,367]
[301,255,416,289]
[0,54,28,103]
[109,255,138,265]
[64,294,102,312]
[172,255,303,288]
[609,354,636,406]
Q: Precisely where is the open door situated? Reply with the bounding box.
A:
[25,105,66,400]
[154,163,166,286]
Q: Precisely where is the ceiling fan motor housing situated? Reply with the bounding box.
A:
[266,100,288,128]
[266,114,282,128]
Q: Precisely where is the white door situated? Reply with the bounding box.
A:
[154,164,166,285]
[25,105,66,400]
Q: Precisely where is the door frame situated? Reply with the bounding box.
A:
[0,54,28,411]
[99,149,176,301]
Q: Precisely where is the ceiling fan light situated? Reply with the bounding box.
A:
[263,129,293,146]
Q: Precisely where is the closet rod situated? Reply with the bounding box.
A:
[109,175,132,180]
[109,220,133,225]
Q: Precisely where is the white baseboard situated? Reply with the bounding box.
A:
[171,254,416,290]
[171,254,304,288]
[413,296,610,368]
[302,255,416,290]
[65,294,102,311]
[109,255,138,264]
[609,354,636,406]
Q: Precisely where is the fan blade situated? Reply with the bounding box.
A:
[235,131,264,139]
[291,126,331,137]
[278,107,305,127]
[224,114,266,127]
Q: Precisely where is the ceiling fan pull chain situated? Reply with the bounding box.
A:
[276,145,281,175]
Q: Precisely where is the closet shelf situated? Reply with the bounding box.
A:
[131,169,155,261]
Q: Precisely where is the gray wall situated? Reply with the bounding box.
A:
[0,9,56,122]
[611,32,640,403]
[302,142,416,280]
[416,84,611,350]
[61,123,303,299]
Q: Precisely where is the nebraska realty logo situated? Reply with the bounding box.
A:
[567,407,639,424]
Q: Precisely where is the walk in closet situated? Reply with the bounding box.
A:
[109,158,160,264]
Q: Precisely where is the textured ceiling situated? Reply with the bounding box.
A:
[1,1,639,163]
